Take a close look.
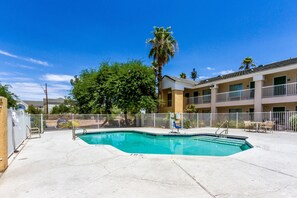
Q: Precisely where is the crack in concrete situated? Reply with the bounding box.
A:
[232,158,297,179]
[172,160,216,198]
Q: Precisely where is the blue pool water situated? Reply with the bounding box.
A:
[79,131,251,156]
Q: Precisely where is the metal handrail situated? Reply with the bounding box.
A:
[262,82,297,89]
[216,88,254,95]
[215,120,229,135]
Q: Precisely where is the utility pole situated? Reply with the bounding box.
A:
[43,83,49,114]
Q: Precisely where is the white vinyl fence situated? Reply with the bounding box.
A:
[33,111,297,132]
[7,109,30,156]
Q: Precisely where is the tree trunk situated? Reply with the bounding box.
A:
[124,111,129,126]
[157,65,163,112]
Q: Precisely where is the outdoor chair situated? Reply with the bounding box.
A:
[260,121,275,133]
[26,125,41,138]
[244,121,254,132]
[172,121,181,133]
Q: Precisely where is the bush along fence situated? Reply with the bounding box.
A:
[29,111,297,132]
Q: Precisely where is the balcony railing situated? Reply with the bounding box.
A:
[216,89,254,102]
[262,82,297,98]
[186,95,211,105]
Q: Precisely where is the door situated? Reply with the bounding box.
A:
[274,76,286,96]
[273,107,285,125]
[250,81,255,98]
[249,108,254,121]
[202,89,211,103]
[193,91,199,104]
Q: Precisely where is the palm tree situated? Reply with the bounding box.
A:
[239,57,256,70]
[180,72,186,79]
[147,26,178,111]
[191,68,197,81]
[151,61,158,81]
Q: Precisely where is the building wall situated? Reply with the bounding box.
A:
[218,78,253,93]
[263,69,297,86]
[173,90,184,113]
[263,103,297,112]
[217,106,254,113]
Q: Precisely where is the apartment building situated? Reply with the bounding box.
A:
[160,58,297,120]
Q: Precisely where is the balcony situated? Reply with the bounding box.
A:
[262,82,297,98]
[216,89,254,102]
[186,95,211,105]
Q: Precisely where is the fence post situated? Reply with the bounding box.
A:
[269,111,272,121]
[0,97,8,172]
[40,114,44,133]
[72,114,74,129]
[181,113,183,130]
[210,113,212,127]
[236,112,239,128]
[197,113,199,128]
[97,114,100,129]
[153,113,156,128]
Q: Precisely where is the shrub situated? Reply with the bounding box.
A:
[61,120,80,129]
[289,114,297,131]
[183,119,192,129]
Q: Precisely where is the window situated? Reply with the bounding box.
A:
[184,93,190,98]
[167,93,172,107]
[229,84,243,100]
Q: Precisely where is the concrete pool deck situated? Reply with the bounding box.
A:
[0,127,297,197]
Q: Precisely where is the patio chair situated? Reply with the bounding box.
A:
[260,121,275,133]
[26,125,41,138]
[172,121,181,133]
[244,121,253,132]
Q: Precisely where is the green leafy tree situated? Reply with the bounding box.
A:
[239,57,256,70]
[147,26,178,111]
[191,68,197,81]
[180,72,187,79]
[185,104,197,113]
[26,105,42,114]
[0,83,17,108]
[51,104,71,114]
[71,60,157,118]
[114,61,157,124]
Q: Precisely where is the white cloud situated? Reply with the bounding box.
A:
[215,69,235,75]
[42,74,73,82]
[0,49,49,66]
[6,82,70,100]
[0,50,18,58]
[0,72,11,76]
[4,62,35,70]
[206,67,214,71]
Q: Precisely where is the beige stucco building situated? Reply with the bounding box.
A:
[160,58,297,116]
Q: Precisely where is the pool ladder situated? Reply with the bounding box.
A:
[215,120,229,137]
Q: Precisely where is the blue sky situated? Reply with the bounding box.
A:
[1,0,297,100]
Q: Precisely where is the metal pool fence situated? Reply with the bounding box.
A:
[29,111,297,132]
[7,109,30,156]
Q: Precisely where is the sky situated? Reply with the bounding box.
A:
[1,0,297,100]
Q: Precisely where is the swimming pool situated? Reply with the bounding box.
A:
[79,131,252,156]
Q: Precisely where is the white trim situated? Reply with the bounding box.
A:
[193,63,297,88]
